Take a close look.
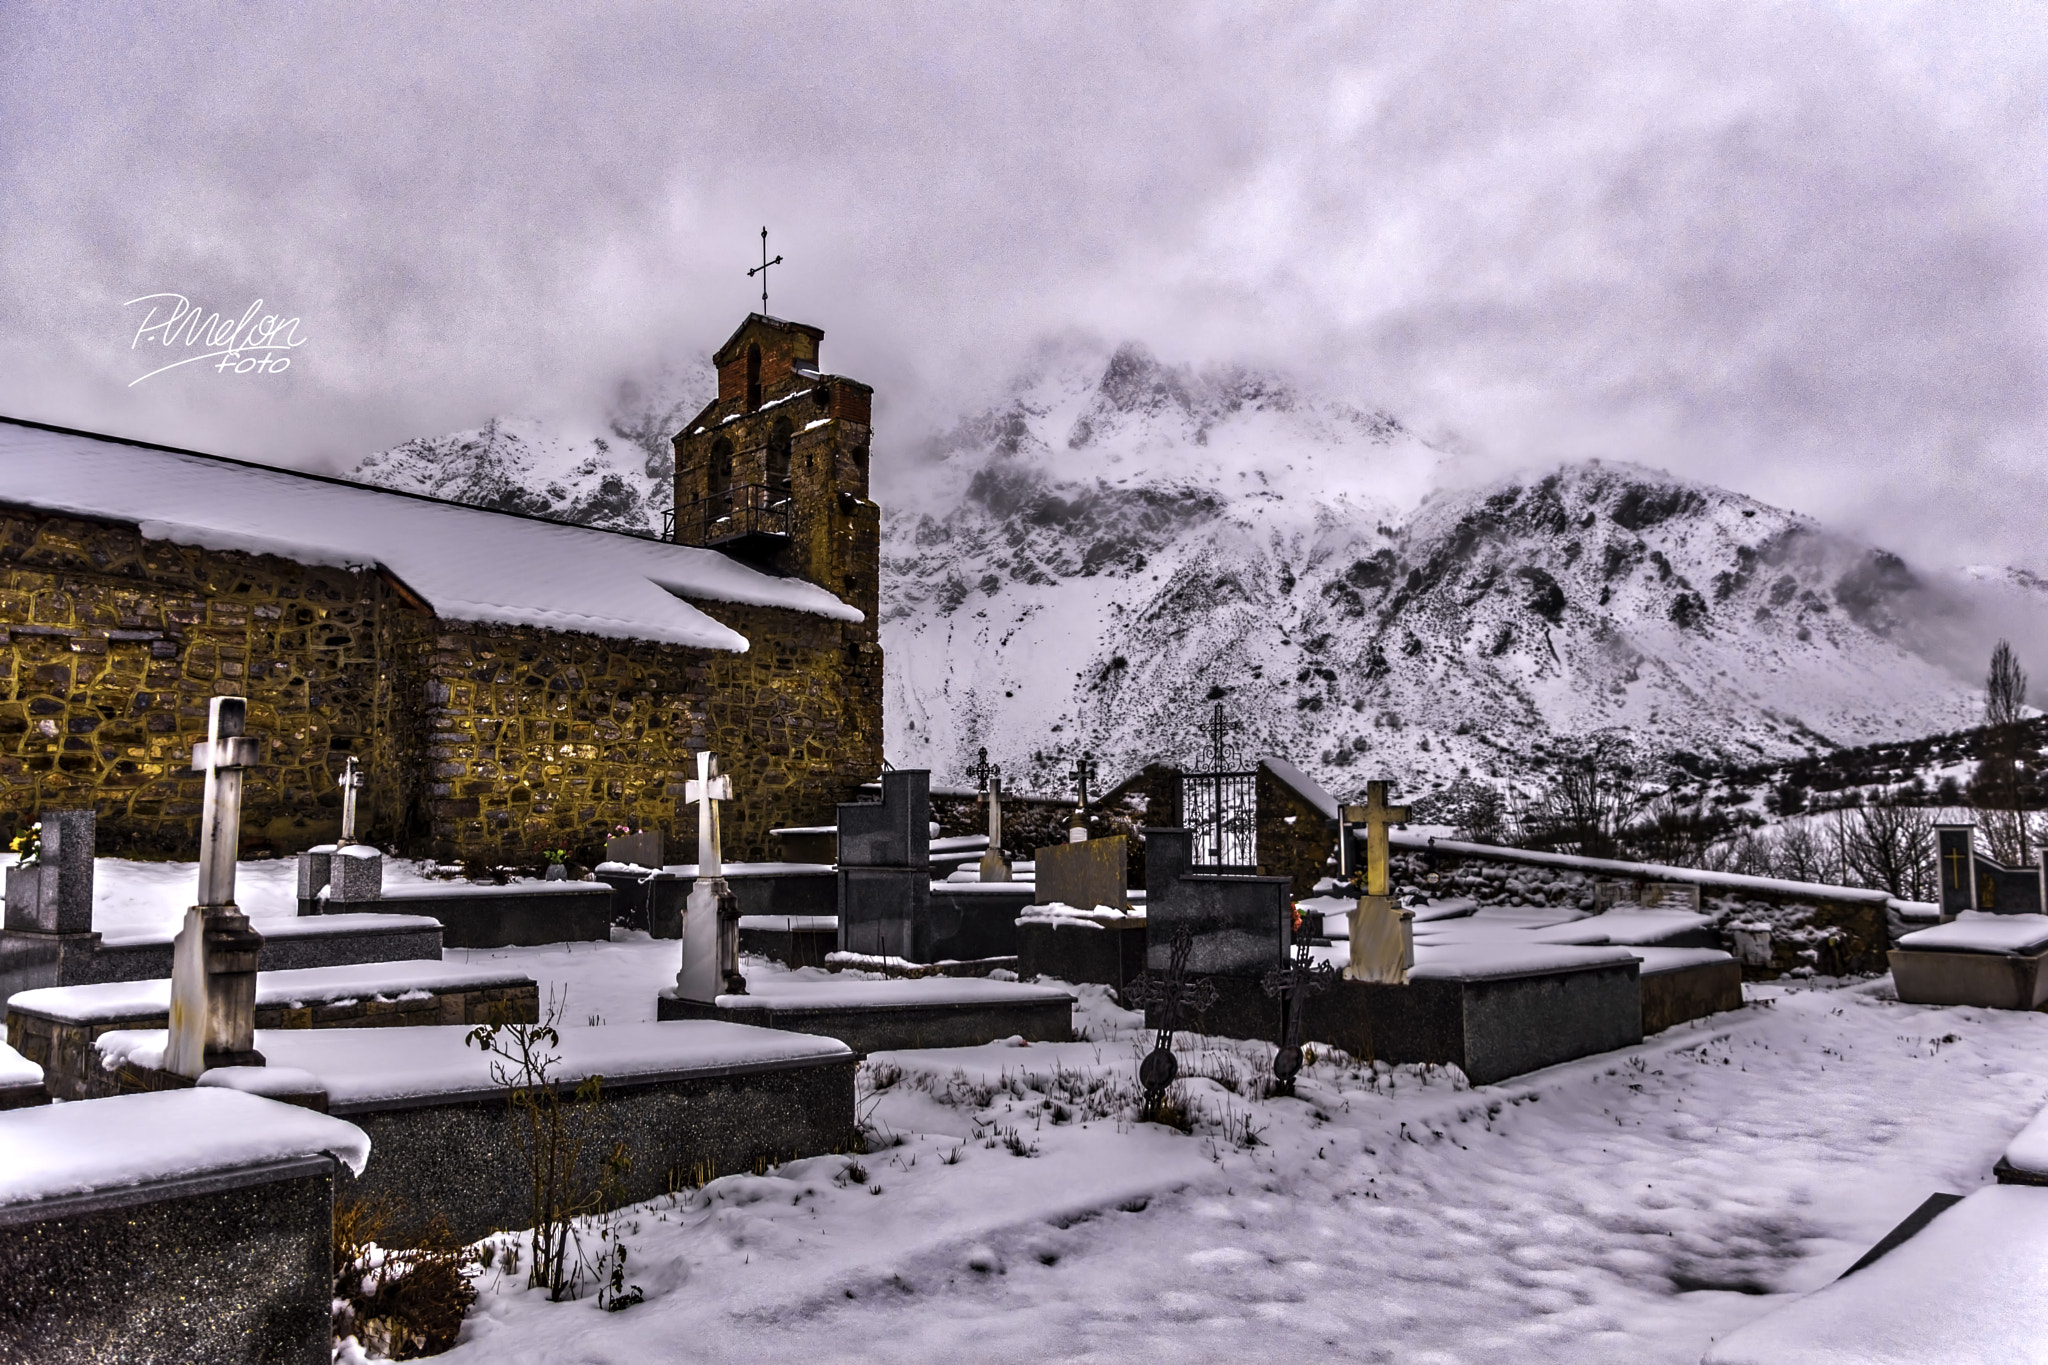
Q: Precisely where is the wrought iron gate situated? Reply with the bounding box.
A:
[1180,770,1257,869]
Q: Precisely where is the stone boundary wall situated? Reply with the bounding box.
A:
[1391,834,1892,977]
[0,505,884,864]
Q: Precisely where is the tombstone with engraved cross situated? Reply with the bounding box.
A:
[676,750,745,1003]
[1345,780,1414,985]
[165,696,267,1077]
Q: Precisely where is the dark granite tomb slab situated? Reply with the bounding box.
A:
[1155,954,1643,1087]
[0,1090,363,1365]
[1018,917,1149,989]
[599,863,836,938]
[259,1022,858,1243]
[328,882,612,948]
[657,978,1074,1056]
[1141,826,1293,976]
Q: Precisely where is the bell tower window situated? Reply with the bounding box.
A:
[746,344,762,411]
[767,417,793,503]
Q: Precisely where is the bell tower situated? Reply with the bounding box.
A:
[670,314,880,624]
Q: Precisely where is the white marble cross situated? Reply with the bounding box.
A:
[189,696,260,909]
[336,756,364,846]
[686,750,733,877]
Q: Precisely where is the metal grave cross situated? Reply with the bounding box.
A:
[970,746,1000,795]
[1071,751,1098,813]
[686,750,733,878]
[1352,779,1411,899]
[747,227,783,313]
[336,755,365,847]
[190,695,262,909]
[1124,924,1219,1116]
[1263,933,1337,1089]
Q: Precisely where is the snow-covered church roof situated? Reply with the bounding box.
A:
[0,417,863,652]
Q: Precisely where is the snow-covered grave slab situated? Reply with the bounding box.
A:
[1016,902,1150,989]
[659,967,1075,1055]
[1890,912,2048,1010]
[92,1020,856,1242]
[595,859,836,942]
[9,959,540,1101]
[330,878,614,949]
[6,910,446,1007]
[0,1088,366,1363]
[0,1038,44,1109]
[1702,1184,2048,1365]
[1995,1097,2048,1186]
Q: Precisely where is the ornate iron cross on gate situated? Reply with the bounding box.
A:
[1124,924,1218,1118]
[1263,934,1336,1090]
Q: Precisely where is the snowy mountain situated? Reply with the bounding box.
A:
[351,375,705,536]
[880,342,1992,798]
[349,339,2014,802]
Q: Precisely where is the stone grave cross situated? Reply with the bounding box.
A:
[335,756,364,847]
[166,696,267,1077]
[686,750,733,878]
[1124,924,1219,1119]
[972,747,1010,882]
[1069,750,1098,843]
[1345,779,1413,985]
[677,750,744,1003]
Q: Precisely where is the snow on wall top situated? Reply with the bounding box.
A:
[1389,831,1894,904]
[0,1088,370,1206]
[0,419,862,650]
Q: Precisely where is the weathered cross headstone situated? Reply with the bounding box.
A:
[1263,933,1336,1089]
[676,750,744,1002]
[165,696,266,1077]
[970,748,1011,882]
[1069,751,1098,843]
[295,757,382,911]
[336,756,364,847]
[1124,923,1218,1118]
[1345,780,1414,985]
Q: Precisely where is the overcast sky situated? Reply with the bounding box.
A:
[2,1,2042,567]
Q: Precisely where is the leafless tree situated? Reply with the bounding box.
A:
[1843,791,1935,899]
[1524,733,1649,859]
[1771,819,1833,885]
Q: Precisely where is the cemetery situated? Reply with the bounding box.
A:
[11,680,2044,1361]
[0,336,2044,1365]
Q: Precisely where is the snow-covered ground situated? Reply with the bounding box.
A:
[24,859,2048,1362]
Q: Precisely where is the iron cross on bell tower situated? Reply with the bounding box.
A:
[748,227,783,313]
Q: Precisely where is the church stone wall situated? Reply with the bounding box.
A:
[0,506,405,857]
[0,506,882,865]
[413,598,877,865]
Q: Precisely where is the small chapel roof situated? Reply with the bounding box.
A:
[0,416,864,651]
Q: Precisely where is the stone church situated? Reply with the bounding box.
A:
[0,313,883,863]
